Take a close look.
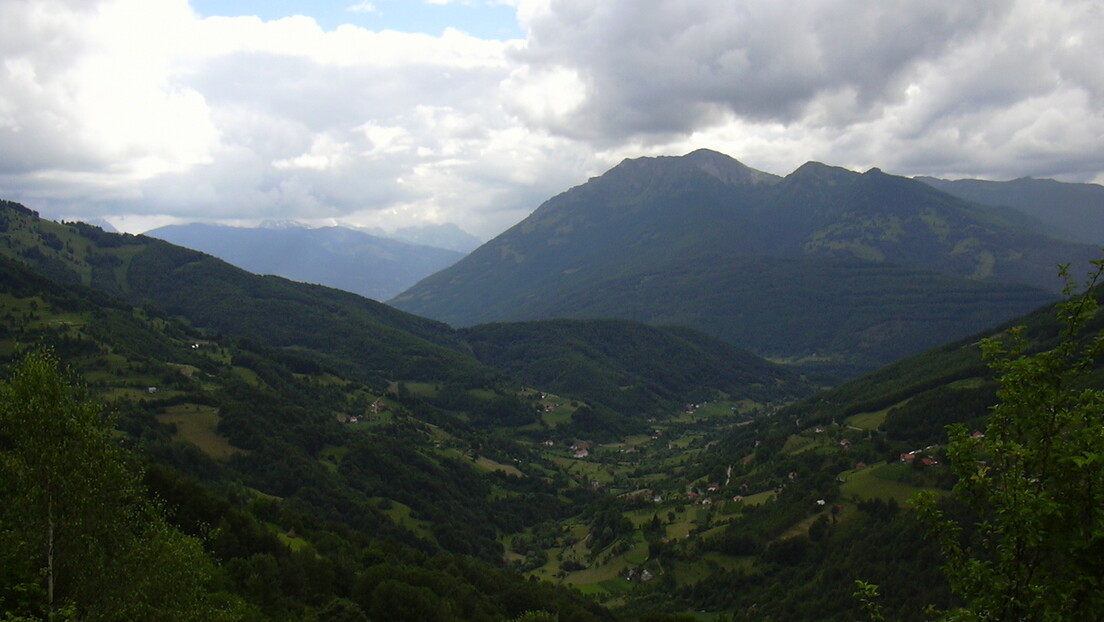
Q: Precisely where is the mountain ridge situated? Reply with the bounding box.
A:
[146,222,466,301]
[391,150,1085,374]
[916,175,1104,245]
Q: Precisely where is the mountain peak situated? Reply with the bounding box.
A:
[259,219,308,230]
[610,149,780,187]
[786,161,859,186]
[681,149,780,186]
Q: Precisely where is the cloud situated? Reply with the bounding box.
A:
[347,2,377,13]
[0,0,1101,241]
[512,0,1104,180]
[0,0,217,177]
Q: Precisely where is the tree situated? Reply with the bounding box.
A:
[917,262,1104,620]
[0,350,240,621]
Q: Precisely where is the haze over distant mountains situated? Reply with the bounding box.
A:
[392,149,1098,375]
[915,176,1104,245]
[147,221,475,301]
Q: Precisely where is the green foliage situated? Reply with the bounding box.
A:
[883,383,995,443]
[0,350,239,621]
[853,580,885,622]
[918,262,1104,620]
[508,612,559,622]
[464,319,810,419]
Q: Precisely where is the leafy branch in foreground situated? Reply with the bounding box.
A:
[917,261,1104,621]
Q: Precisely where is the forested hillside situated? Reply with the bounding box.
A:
[3,196,1101,620]
[391,150,1085,375]
[916,175,1104,245]
[0,199,803,619]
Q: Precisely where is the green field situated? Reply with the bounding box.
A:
[839,462,933,505]
[845,409,889,430]
[156,404,242,460]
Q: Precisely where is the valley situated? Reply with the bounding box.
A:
[2,175,1102,621]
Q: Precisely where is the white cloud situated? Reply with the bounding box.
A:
[272,133,352,171]
[347,2,377,14]
[0,0,1101,238]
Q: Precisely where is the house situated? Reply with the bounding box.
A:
[707,482,720,492]
[541,440,554,447]
[732,495,744,502]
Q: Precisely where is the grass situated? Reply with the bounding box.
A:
[156,404,243,460]
[674,553,753,585]
[839,462,932,505]
[845,409,890,430]
[540,402,577,428]
[231,366,263,387]
[319,445,349,473]
[564,553,632,589]
[781,434,818,454]
[474,455,525,477]
[275,527,312,552]
[378,500,437,541]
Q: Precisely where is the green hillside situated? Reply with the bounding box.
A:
[464,319,811,419]
[0,200,488,384]
[917,175,1104,245]
[0,199,808,427]
[0,253,622,620]
[391,150,1083,375]
[5,196,1100,620]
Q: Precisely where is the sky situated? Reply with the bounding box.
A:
[1,0,1102,239]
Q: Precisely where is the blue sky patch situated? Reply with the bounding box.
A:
[189,0,524,39]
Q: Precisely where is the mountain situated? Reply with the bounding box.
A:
[386,222,483,253]
[6,194,1098,620]
[1,201,487,385]
[146,222,466,301]
[0,198,805,419]
[916,175,1104,245]
[391,150,1087,374]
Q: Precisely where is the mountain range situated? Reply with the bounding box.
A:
[916,175,1104,245]
[3,189,1102,620]
[146,222,469,301]
[392,149,1094,375]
